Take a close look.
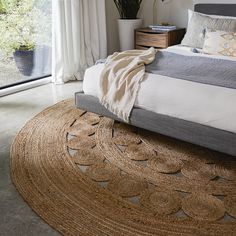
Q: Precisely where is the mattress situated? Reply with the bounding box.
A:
[83,45,236,134]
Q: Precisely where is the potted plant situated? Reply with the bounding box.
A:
[114,0,143,51]
[0,0,51,76]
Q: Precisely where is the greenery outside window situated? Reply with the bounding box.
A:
[0,0,51,88]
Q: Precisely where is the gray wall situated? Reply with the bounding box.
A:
[106,0,236,54]
[162,0,236,28]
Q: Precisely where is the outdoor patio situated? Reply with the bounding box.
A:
[0,0,51,88]
[0,59,28,87]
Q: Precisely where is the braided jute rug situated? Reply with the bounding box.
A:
[11,99,236,236]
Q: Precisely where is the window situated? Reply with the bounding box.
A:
[0,0,51,89]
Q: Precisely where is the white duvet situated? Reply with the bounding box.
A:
[83,45,236,133]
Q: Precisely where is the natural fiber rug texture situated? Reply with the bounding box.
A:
[11,99,236,235]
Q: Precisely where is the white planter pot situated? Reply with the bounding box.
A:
[118,19,143,51]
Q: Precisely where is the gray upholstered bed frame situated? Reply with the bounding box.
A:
[75,4,236,157]
[195,4,236,17]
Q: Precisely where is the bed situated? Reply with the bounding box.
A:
[75,4,236,157]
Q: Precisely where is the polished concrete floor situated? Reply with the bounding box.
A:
[0,82,82,235]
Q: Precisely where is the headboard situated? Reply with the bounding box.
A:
[194,4,236,17]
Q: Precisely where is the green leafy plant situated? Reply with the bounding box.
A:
[113,0,143,19]
[0,1,5,13]
[0,0,51,57]
[0,0,18,13]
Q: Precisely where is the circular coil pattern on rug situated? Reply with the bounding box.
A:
[11,100,236,236]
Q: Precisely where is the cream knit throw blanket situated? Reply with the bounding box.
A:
[99,47,156,122]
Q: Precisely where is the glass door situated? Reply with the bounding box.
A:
[0,0,51,89]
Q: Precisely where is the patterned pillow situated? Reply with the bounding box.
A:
[181,11,236,49]
[203,30,236,57]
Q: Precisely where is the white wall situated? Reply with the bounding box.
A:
[105,0,119,54]
[106,0,236,54]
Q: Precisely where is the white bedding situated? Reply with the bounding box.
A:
[83,45,236,133]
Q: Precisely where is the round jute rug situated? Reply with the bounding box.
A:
[11,99,236,235]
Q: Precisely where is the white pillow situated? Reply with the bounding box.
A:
[203,29,236,57]
[182,11,236,49]
[188,9,236,28]
[187,10,194,26]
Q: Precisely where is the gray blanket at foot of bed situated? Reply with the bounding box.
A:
[145,51,236,89]
[75,92,236,157]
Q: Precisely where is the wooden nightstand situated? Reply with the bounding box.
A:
[135,28,186,49]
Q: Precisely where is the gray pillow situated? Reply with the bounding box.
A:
[181,12,236,49]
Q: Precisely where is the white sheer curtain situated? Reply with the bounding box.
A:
[52,0,107,84]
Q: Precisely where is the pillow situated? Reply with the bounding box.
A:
[188,9,236,27]
[203,30,236,57]
[187,10,194,27]
[182,11,236,49]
